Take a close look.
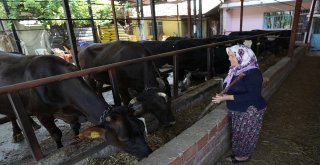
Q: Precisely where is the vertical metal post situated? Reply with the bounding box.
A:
[304,0,317,43]
[0,16,5,31]
[139,0,145,40]
[136,0,141,27]
[287,0,302,57]
[199,0,202,38]
[87,0,98,43]
[2,0,22,53]
[108,69,122,105]
[207,47,213,79]
[187,0,192,37]
[111,0,119,40]
[150,0,158,40]
[240,0,244,32]
[176,1,180,36]
[193,0,197,38]
[7,93,43,161]
[62,0,80,67]
[173,55,179,97]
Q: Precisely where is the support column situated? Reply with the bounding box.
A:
[193,0,197,38]
[187,0,192,37]
[150,0,158,40]
[199,0,202,38]
[304,0,317,43]
[62,0,79,67]
[111,0,119,40]
[287,0,302,57]
[2,0,22,53]
[240,0,244,32]
[87,0,98,43]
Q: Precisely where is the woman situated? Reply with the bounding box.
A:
[212,44,267,163]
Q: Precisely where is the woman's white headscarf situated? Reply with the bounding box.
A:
[223,44,259,87]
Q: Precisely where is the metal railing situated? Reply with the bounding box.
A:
[0,31,279,161]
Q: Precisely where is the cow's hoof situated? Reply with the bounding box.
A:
[12,134,24,143]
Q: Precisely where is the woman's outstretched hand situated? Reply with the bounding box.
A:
[212,94,234,104]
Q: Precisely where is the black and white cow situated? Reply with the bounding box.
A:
[78,41,176,128]
[0,52,151,159]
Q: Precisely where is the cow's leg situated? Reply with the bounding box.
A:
[28,116,41,130]
[70,122,81,136]
[9,117,24,143]
[119,86,131,105]
[37,115,63,148]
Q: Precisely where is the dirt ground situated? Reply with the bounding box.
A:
[216,51,320,165]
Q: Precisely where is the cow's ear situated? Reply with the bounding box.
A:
[78,127,106,140]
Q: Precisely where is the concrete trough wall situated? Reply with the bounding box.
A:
[139,45,308,165]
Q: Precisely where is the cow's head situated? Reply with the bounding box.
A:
[79,106,151,160]
[129,88,176,128]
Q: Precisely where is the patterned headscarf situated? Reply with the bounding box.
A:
[223,44,259,87]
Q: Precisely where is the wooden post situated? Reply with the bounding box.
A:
[287,0,302,57]
[240,0,244,32]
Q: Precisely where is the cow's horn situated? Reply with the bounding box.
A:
[157,92,168,103]
[156,77,166,89]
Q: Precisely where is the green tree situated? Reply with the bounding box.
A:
[0,0,128,28]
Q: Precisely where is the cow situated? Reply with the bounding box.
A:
[139,40,193,91]
[78,41,176,128]
[165,37,230,78]
[0,52,151,159]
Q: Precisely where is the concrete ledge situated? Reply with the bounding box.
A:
[139,104,230,165]
[138,45,308,165]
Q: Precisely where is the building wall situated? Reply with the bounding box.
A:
[132,17,207,40]
[222,1,312,34]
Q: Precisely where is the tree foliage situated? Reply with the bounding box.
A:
[0,0,130,28]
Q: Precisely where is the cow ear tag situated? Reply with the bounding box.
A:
[79,127,105,140]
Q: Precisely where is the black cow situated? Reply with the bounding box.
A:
[78,41,176,128]
[0,52,151,159]
[166,37,230,77]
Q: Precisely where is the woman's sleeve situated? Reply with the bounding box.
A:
[233,71,263,102]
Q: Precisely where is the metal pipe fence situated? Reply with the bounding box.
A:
[0,31,278,161]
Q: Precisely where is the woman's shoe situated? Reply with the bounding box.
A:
[225,155,250,163]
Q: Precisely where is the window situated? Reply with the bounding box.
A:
[148,21,164,36]
[263,11,293,29]
[263,10,309,30]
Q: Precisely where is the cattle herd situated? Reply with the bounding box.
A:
[0,29,290,161]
